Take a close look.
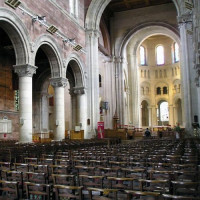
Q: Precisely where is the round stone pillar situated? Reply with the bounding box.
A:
[74,87,87,138]
[14,64,37,143]
[50,78,67,140]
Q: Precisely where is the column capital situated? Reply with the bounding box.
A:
[177,12,193,28]
[86,29,100,38]
[73,87,86,95]
[14,64,37,77]
[115,56,124,63]
[50,77,68,88]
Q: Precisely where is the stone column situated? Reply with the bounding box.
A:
[140,105,143,127]
[86,29,100,137]
[69,89,77,130]
[178,13,195,131]
[74,87,87,138]
[152,105,157,126]
[50,78,67,140]
[173,106,178,126]
[148,106,152,127]
[115,56,124,125]
[169,105,174,126]
[14,64,37,143]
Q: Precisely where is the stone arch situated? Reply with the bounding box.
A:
[85,0,110,30]
[0,8,30,64]
[140,98,151,106]
[85,0,181,30]
[120,23,180,57]
[33,34,63,78]
[65,53,86,89]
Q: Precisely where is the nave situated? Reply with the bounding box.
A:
[0,138,199,199]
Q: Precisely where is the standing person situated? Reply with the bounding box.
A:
[144,128,151,138]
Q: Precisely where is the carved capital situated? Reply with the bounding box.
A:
[73,87,86,95]
[50,77,68,88]
[177,13,192,25]
[86,29,100,39]
[14,64,37,77]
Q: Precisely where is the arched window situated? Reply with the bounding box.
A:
[163,86,168,94]
[140,46,146,65]
[173,42,179,62]
[156,45,164,65]
[69,0,78,18]
[157,87,161,95]
[160,102,169,122]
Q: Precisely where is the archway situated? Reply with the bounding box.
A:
[65,56,87,138]
[157,101,169,126]
[33,40,63,140]
[0,9,30,141]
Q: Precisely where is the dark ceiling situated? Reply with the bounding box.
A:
[107,0,172,13]
[102,0,173,34]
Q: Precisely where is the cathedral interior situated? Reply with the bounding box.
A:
[0,1,199,199]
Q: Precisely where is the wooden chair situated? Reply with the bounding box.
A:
[3,170,24,198]
[107,177,135,190]
[97,167,121,177]
[26,172,48,184]
[25,182,51,200]
[87,187,118,200]
[75,165,95,176]
[0,180,19,200]
[24,157,38,164]
[54,185,83,200]
[50,164,69,175]
[125,190,160,200]
[121,167,145,179]
[13,163,29,173]
[52,174,75,186]
[0,162,11,171]
[39,158,54,165]
[139,179,169,194]
[162,193,200,199]
[79,175,104,188]
[171,180,200,196]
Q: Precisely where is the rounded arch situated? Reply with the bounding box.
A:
[65,53,86,88]
[156,97,169,105]
[121,22,180,57]
[85,0,180,30]
[85,0,110,30]
[140,98,151,106]
[0,8,30,64]
[33,34,63,78]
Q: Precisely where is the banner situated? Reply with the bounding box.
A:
[97,122,104,139]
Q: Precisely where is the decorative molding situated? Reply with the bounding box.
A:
[50,77,68,88]
[14,64,37,77]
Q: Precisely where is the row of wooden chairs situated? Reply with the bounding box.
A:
[0,179,200,200]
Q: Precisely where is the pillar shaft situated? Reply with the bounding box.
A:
[50,78,67,140]
[14,64,37,143]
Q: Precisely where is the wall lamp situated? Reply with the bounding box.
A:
[5,0,21,9]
